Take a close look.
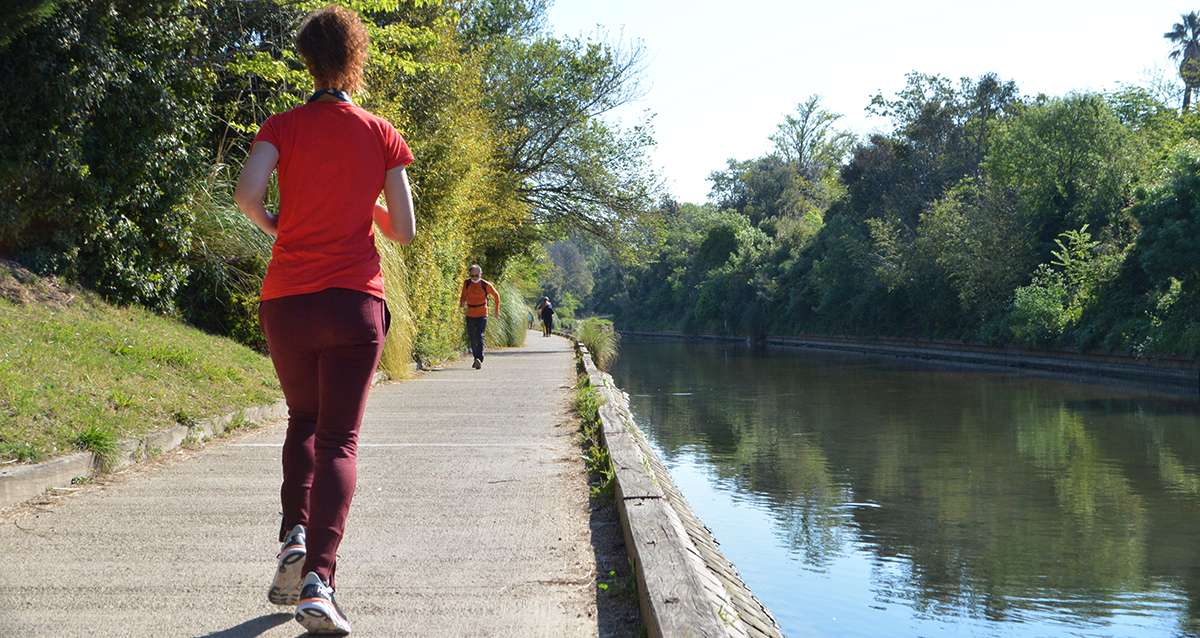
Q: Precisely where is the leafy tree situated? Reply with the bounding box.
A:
[542,239,594,301]
[864,73,1020,227]
[915,179,1031,327]
[0,0,211,309]
[984,94,1133,250]
[708,156,794,226]
[770,95,854,181]
[469,6,660,237]
[455,0,548,48]
[1133,141,1200,283]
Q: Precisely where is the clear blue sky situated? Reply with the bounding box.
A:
[548,0,1193,203]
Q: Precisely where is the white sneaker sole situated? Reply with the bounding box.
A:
[268,546,306,606]
[296,598,352,635]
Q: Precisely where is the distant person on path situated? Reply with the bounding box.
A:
[234,6,415,635]
[536,296,554,337]
[458,264,501,369]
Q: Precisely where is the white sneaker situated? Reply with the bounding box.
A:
[268,524,306,605]
[295,571,352,635]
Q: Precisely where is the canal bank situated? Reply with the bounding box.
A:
[620,330,1200,394]
[573,340,785,638]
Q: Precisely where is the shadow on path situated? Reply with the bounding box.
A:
[588,493,643,636]
[195,612,292,637]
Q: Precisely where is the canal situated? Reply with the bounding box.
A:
[610,339,1200,637]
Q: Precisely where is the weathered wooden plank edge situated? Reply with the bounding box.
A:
[619,496,743,637]
[568,336,784,638]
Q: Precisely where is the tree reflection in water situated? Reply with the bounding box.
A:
[613,340,1200,637]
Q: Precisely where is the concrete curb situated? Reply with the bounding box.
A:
[0,371,389,510]
[569,338,784,638]
[622,330,1200,394]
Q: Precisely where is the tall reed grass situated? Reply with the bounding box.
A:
[485,282,530,348]
[179,164,273,348]
[576,317,619,370]
[375,237,417,379]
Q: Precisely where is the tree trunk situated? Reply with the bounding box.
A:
[1185,86,1193,112]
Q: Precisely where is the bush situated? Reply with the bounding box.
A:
[376,237,418,379]
[485,283,530,348]
[0,1,211,310]
[1009,266,1069,347]
[1009,225,1125,349]
[177,165,272,349]
[576,317,620,370]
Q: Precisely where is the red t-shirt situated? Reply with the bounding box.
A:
[253,101,414,301]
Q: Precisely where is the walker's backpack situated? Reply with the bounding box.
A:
[465,279,490,304]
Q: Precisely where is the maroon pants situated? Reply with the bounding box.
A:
[259,288,389,588]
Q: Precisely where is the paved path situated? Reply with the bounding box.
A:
[0,333,606,637]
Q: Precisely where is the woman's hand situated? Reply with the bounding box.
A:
[234,142,281,238]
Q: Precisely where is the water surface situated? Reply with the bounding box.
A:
[610,340,1200,637]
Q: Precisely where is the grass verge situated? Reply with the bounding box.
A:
[574,372,614,498]
[0,266,279,464]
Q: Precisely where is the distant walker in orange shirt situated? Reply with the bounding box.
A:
[458,264,501,369]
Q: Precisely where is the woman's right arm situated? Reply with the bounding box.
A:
[233,141,281,238]
[374,166,415,244]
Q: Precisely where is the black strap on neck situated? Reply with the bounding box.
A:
[307,88,351,103]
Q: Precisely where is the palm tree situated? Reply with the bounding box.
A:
[1165,12,1200,111]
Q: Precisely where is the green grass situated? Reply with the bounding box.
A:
[576,317,620,370]
[485,282,531,349]
[72,424,118,469]
[0,293,279,464]
[574,373,614,498]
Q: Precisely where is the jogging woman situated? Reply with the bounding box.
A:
[234,6,415,635]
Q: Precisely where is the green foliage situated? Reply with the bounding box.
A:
[1009,266,1070,347]
[1074,141,1200,356]
[556,292,581,322]
[1133,142,1200,283]
[915,179,1031,324]
[985,95,1134,247]
[484,282,530,348]
[559,70,1197,357]
[0,0,212,310]
[476,29,660,235]
[576,317,620,370]
[1,0,651,376]
[73,425,118,469]
[573,374,613,498]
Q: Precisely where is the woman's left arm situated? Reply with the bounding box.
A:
[234,142,281,238]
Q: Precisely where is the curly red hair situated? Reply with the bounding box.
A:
[297,6,369,94]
